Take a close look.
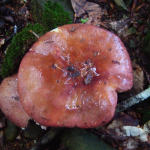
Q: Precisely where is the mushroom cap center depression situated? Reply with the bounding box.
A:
[18,24,133,128]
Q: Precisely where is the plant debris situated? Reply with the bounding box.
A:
[0,0,150,149]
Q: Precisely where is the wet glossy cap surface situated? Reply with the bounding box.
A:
[0,74,30,127]
[18,24,133,128]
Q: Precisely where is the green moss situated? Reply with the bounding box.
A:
[1,23,46,78]
[30,0,45,27]
[43,0,72,31]
[1,1,72,78]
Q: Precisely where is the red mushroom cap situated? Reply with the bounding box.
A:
[18,24,133,128]
[0,74,30,128]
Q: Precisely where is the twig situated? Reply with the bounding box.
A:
[30,127,64,150]
[29,30,40,39]
[116,87,150,113]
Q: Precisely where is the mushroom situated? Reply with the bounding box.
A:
[0,74,30,128]
[18,24,133,128]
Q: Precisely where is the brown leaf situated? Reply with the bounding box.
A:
[107,112,139,130]
[105,112,148,148]
[118,61,144,101]
[71,0,86,17]
[122,138,139,150]
[132,61,144,94]
[83,2,105,27]
[71,0,107,27]
[0,39,5,48]
[105,112,140,142]
[110,19,131,37]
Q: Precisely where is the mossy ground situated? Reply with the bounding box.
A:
[43,0,72,31]
[1,23,46,78]
[1,0,72,78]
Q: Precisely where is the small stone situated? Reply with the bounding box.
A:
[130,40,136,48]
[4,119,20,142]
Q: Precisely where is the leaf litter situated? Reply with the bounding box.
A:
[0,0,150,149]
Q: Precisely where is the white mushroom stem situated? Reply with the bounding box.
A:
[116,86,150,112]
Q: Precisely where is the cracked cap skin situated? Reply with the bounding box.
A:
[18,24,133,128]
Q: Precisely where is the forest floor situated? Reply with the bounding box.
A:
[0,0,150,150]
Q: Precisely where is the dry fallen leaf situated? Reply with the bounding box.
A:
[132,61,144,94]
[144,120,150,133]
[83,2,105,27]
[105,113,148,149]
[107,112,139,130]
[107,112,139,139]
[71,0,107,27]
[71,0,86,17]
[123,126,148,142]
[114,0,127,10]
[0,39,5,48]
[117,61,144,101]
[109,18,130,37]
[122,138,139,150]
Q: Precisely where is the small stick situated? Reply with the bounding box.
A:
[29,30,40,39]
[116,86,150,112]
[30,127,64,150]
